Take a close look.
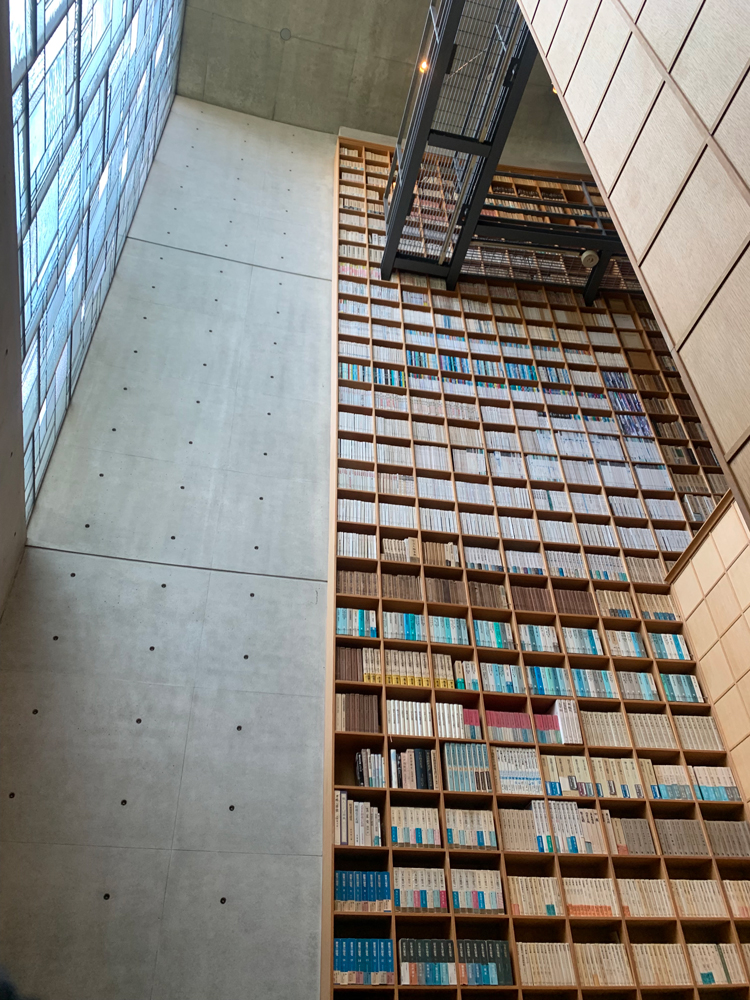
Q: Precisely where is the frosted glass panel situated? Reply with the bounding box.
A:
[13,0,184,517]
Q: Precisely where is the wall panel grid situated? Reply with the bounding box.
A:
[324,136,749,999]
[8,0,184,517]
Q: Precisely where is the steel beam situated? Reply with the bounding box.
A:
[474,220,623,253]
[427,130,494,156]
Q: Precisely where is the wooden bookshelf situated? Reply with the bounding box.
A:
[324,137,745,999]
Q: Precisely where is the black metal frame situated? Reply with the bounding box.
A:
[381,0,535,284]
[380,0,629,303]
[380,0,467,278]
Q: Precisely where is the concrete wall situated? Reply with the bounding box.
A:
[500,55,589,174]
[0,97,333,1000]
[519,0,750,525]
[671,498,750,804]
[0,0,27,611]
[176,0,589,175]
[176,0,429,135]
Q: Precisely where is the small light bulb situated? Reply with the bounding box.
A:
[419,59,429,73]
[552,86,557,94]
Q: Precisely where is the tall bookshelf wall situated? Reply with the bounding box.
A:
[326,137,744,999]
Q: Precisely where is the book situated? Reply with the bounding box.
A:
[457,939,513,986]
[724,880,750,918]
[393,867,446,912]
[525,665,572,696]
[590,755,643,798]
[601,812,655,855]
[581,710,630,747]
[674,713,724,751]
[688,943,746,985]
[354,749,386,788]
[334,938,394,985]
[334,871,392,912]
[451,869,504,913]
[390,806,441,846]
[431,654,480,690]
[631,943,692,986]
[670,878,727,917]
[336,607,377,637]
[486,709,533,742]
[540,754,593,797]
[507,875,562,915]
[549,801,607,854]
[480,662,525,694]
[435,703,481,739]
[516,942,576,986]
[386,700,433,737]
[443,743,492,792]
[445,809,497,849]
[705,820,750,857]
[389,747,438,790]
[617,877,672,917]
[563,876,618,916]
[628,712,676,748]
[574,943,633,986]
[492,747,543,795]
[335,693,380,732]
[639,759,691,800]
[384,649,430,686]
[336,645,382,683]
[334,792,383,847]
[398,939,456,985]
[654,818,709,856]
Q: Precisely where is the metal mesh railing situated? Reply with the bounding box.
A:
[385,0,530,269]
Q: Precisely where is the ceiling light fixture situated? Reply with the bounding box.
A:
[419,59,429,73]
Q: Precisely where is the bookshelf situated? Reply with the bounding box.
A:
[324,137,744,999]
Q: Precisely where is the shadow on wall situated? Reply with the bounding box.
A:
[501,56,590,175]
[0,968,39,1000]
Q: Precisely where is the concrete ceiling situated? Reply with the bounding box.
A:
[176,0,588,174]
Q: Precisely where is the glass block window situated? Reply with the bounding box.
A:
[10,0,185,516]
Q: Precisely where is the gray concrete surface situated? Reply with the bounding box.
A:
[175,0,588,174]
[0,96,333,1000]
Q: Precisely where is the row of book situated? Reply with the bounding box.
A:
[335,868,750,921]
[341,529,674,584]
[338,628,691,679]
[337,692,723,755]
[334,647,685,709]
[385,699,433,736]
[354,749,385,788]
[355,738,737,803]
[335,693,379,733]
[457,940,512,986]
[435,703,481,739]
[443,743,492,792]
[333,938,394,985]
[398,939,457,985]
[333,791,382,846]
[348,801,750,858]
[334,870,391,912]
[389,747,438,790]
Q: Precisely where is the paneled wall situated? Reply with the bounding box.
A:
[519,0,750,525]
[670,497,750,805]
